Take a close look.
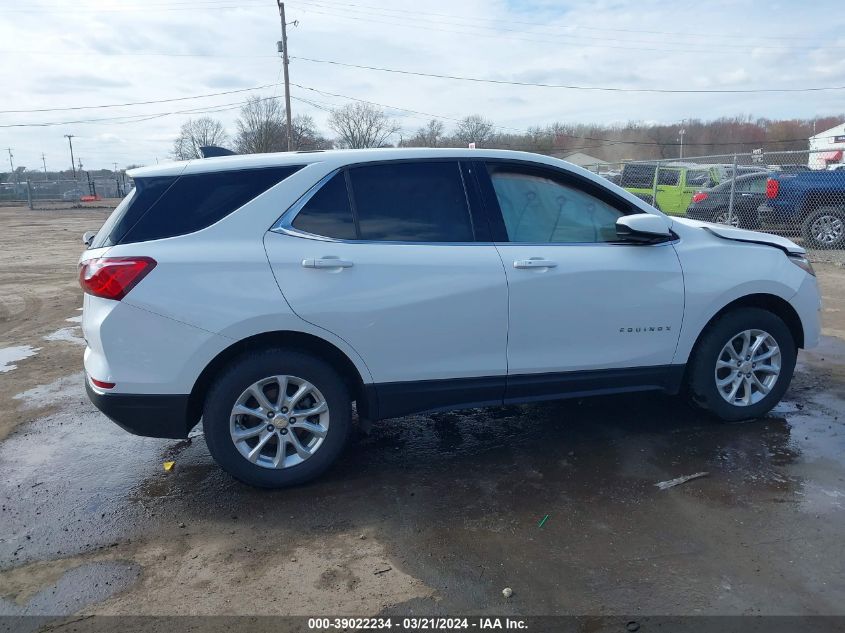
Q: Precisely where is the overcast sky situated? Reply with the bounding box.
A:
[1,0,844,170]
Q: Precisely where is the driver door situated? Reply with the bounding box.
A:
[476,161,685,398]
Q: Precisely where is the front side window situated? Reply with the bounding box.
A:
[291,173,356,240]
[488,168,624,243]
[348,162,473,242]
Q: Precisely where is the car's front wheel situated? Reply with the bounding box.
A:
[687,308,796,421]
[203,349,351,488]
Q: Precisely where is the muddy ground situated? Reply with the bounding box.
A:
[1,205,844,624]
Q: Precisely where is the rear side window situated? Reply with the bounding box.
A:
[292,173,356,240]
[620,164,655,189]
[95,166,301,247]
[348,162,473,242]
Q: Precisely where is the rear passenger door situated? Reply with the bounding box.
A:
[264,160,509,412]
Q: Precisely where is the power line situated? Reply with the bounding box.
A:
[289,82,822,148]
[0,83,280,114]
[0,95,284,129]
[290,55,845,94]
[289,0,843,52]
[289,0,832,44]
[288,3,842,57]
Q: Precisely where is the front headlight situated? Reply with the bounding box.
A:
[788,254,815,277]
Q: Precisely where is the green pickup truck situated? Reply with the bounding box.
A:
[620,162,724,216]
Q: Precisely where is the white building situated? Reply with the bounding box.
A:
[809,122,845,170]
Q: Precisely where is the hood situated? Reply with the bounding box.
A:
[671,217,805,255]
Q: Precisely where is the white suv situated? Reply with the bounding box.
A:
[79,149,821,488]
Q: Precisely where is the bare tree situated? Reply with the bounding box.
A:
[235,96,287,154]
[401,119,445,148]
[171,117,229,160]
[328,103,400,149]
[454,115,495,146]
[290,114,333,150]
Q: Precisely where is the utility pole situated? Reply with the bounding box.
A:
[277,0,293,151]
[42,153,48,180]
[678,128,686,160]
[64,134,76,179]
[5,148,14,182]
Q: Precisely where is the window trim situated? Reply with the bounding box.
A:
[271,159,484,245]
[474,159,641,245]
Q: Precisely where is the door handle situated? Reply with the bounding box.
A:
[302,258,354,269]
[514,258,557,269]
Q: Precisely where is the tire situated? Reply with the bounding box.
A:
[712,209,741,228]
[687,308,796,421]
[203,348,351,488]
[712,208,759,230]
[801,206,845,249]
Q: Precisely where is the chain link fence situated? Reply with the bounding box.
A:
[584,148,845,262]
[1,174,132,209]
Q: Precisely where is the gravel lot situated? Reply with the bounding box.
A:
[1,205,844,623]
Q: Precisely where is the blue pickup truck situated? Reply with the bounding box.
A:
[760,170,845,248]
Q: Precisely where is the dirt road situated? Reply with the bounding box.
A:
[1,206,844,623]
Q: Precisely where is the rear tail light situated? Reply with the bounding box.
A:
[90,377,116,390]
[766,178,779,199]
[692,192,708,203]
[79,257,156,300]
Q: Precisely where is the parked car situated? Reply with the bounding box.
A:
[620,162,721,215]
[686,173,768,229]
[62,189,85,201]
[80,148,820,488]
[760,170,845,248]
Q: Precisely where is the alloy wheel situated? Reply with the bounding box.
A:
[714,211,740,228]
[229,375,330,469]
[714,329,781,407]
[809,214,844,245]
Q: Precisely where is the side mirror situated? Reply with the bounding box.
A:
[616,214,672,243]
[82,231,96,248]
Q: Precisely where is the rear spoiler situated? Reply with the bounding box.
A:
[199,146,236,158]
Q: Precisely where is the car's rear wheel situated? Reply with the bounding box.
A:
[203,349,351,488]
[687,308,796,421]
[713,209,741,228]
[802,206,845,249]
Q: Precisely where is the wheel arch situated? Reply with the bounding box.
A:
[688,293,804,363]
[185,330,374,434]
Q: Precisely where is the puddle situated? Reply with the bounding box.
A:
[0,560,140,621]
[14,373,85,409]
[0,346,40,373]
[43,327,85,346]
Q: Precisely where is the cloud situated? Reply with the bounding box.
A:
[1,0,843,168]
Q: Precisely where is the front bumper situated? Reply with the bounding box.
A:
[86,379,192,439]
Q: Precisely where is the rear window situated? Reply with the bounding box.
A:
[93,166,301,247]
[685,170,713,187]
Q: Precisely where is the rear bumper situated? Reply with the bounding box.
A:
[86,379,192,439]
